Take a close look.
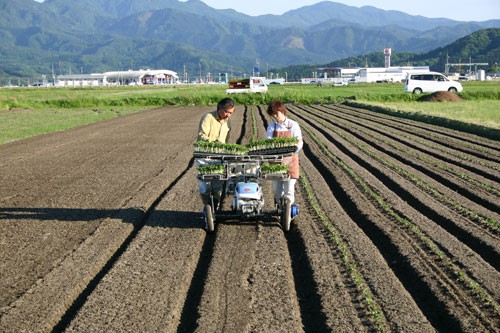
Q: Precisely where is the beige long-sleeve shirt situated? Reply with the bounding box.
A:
[197,110,231,143]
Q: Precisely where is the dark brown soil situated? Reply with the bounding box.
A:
[419,91,464,102]
[1,103,499,332]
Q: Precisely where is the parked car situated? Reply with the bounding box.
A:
[333,80,348,86]
[404,72,463,94]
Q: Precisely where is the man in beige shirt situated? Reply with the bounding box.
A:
[198,98,234,142]
[197,98,236,208]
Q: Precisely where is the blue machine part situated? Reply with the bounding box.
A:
[236,183,259,194]
[291,204,299,218]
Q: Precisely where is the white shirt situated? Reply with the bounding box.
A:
[265,118,303,153]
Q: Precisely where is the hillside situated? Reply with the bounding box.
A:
[274,28,500,80]
[1,0,499,81]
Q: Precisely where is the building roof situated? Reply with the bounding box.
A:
[57,74,105,80]
[104,69,179,80]
[58,69,179,81]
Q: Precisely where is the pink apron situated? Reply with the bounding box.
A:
[273,121,299,179]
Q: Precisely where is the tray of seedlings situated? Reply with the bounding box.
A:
[260,164,290,180]
[193,141,248,159]
[246,138,298,156]
[196,164,227,180]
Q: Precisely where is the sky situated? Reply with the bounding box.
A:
[199,0,500,22]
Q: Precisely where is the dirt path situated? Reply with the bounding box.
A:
[1,103,499,332]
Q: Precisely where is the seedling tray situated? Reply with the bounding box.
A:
[247,146,297,155]
[194,152,246,159]
[194,152,290,161]
[197,173,227,180]
[262,173,290,180]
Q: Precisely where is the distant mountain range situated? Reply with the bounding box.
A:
[1,0,499,80]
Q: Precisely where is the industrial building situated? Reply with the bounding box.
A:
[56,69,179,87]
[310,66,430,84]
[357,66,430,83]
[303,48,432,84]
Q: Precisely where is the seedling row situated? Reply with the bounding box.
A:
[287,103,500,331]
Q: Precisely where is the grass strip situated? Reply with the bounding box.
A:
[0,107,146,145]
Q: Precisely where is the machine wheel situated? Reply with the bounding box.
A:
[413,88,423,94]
[281,199,291,232]
[448,87,458,93]
[204,203,215,232]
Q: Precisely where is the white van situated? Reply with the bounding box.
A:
[404,72,463,94]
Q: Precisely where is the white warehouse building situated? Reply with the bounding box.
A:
[56,69,179,87]
[315,66,431,84]
[357,66,430,83]
[56,74,106,87]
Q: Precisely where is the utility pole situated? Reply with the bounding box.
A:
[445,53,450,75]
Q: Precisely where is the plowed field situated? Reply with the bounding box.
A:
[1,104,499,332]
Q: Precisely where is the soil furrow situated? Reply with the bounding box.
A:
[318,104,500,180]
[3,104,500,332]
[296,104,500,213]
[290,108,500,276]
[65,167,206,332]
[0,106,210,331]
[338,103,500,153]
[312,104,500,193]
[64,104,248,332]
[256,104,369,330]
[300,133,499,331]
[299,155,434,332]
[331,105,500,168]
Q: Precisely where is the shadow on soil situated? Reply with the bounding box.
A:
[0,207,205,229]
[286,227,331,332]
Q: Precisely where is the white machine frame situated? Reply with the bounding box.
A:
[195,152,297,232]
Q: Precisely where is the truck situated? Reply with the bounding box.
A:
[226,77,268,94]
